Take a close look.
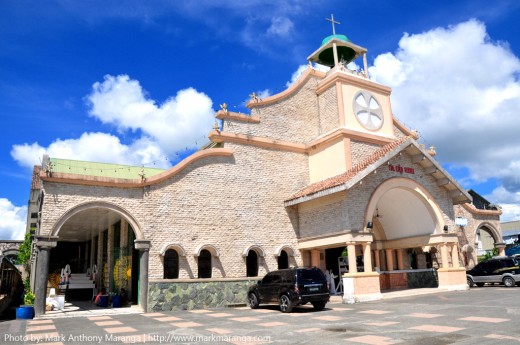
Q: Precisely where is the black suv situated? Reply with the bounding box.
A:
[247,267,330,313]
[466,256,520,287]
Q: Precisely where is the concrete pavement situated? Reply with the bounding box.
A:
[1,286,519,344]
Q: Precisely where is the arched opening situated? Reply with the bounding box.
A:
[246,250,259,277]
[277,250,289,269]
[198,249,212,278]
[164,249,179,279]
[476,226,498,257]
[43,202,145,309]
[363,178,445,291]
[366,178,444,241]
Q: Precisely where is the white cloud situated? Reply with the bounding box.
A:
[11,132,170,169]
[256,89,271,99]
[11,75,214,170]
[369,19,520,218]
[286,63,329,88]
[87,75,214,155]
[267,17,294,37]
[0,198,26,240]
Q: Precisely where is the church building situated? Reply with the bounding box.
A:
[29,23,503,316]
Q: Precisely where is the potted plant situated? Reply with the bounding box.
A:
[16,290,35,319]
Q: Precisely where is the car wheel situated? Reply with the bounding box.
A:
[311,301,326,311]
[467,277,474,288]
[279,294,293,313]
[503,276,515,287]
[248,292,259,309]
[476,283,484,287]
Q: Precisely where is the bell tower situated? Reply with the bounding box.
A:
[307,14,368,72]
[305,15,401,184]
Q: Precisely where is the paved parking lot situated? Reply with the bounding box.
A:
[1,287,520,344]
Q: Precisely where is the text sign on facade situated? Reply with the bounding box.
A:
[388,164,415,174]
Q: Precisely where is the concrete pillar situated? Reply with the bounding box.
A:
[347,243,357,273]
[97,229,104,289]
[363,243,372,273]
[107,224,114,293]
[135,239,151,312]
[90,236,96,272]
[374,250,381,271]
[440,244,449,268]
[451,244,460,268]
[310,250,320,267]
[495,243,506,257]
[33,236,58,317]
[332,42,339,67]
[397,249,404,270]
[385,249,394,271]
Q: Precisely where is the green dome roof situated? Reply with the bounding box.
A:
[321,34,350,46]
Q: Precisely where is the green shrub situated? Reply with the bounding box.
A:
[24,291,35,305]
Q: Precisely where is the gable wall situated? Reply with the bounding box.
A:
[297,153,456,240]
[350,140,382,167]
[223,74,338,144]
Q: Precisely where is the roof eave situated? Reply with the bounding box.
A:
[285,138,472,206]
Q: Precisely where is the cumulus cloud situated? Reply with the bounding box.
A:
[11,75,214,170]
[0,199,26,240]
[368,19,520,219]
[87,75,214,154]
[11,132,170,169]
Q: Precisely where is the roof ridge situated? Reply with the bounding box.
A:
[287,136,411,202]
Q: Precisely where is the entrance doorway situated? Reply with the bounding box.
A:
[325,247,345,292]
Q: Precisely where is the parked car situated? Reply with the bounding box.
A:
[247,267,330,313]
[466,257,520,287]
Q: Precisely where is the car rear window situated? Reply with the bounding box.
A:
[298,269,325,281]
[499,259,514,268]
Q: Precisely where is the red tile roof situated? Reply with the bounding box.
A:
[286,136,411,202]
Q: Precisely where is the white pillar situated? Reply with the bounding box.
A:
[451,244,460,268]
[347,243,357,273]
[397,249,404,270]
[440,244,449,268]
[363,243,372,272]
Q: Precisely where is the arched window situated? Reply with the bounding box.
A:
[278,250,289,269]
[198,249,212,278]
[246,250,259,277]
[163,249,179,279]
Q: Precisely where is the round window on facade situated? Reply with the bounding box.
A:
[352,90,384,131]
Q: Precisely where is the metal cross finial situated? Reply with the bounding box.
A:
[326,14,340,35]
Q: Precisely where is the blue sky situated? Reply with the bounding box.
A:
[1,0,520,239]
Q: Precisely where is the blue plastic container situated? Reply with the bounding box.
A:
[112,295,121,308]
[16,306,34,319]
[98,295,109,307]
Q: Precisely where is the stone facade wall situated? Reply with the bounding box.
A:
[298,152,456,239]
[350,141,382,167]
[148,279,257,311]
[454,205,501,268]
[393,125,408,139]
[317,84,339,135]
[146,143,309,279]
[41,142,310,281]
[0,241,22,253]
[223,75,327,144]
[39,184,145,237]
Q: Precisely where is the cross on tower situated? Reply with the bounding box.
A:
[326,14,340,35]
